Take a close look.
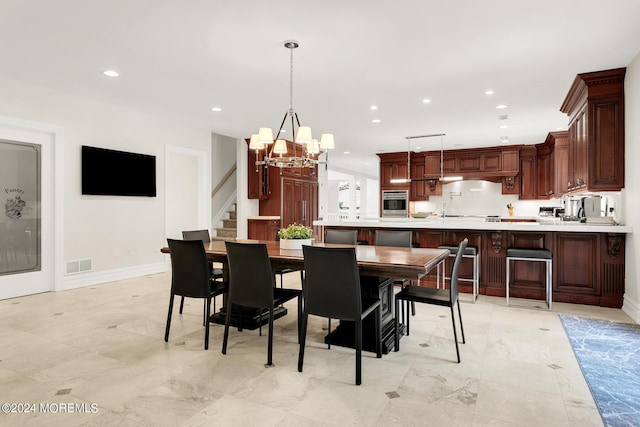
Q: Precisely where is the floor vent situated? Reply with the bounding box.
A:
[65,258,93,275]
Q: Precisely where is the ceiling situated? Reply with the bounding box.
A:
[2,0,640,177]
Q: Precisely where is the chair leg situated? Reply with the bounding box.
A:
[259,309,263,337]
[204,297,211,350]
[179,296,185,314]
[203,299,207,326]
[394,296,400,352]
[450,304,461,363]
[267,306,274,366]
[375,305,382,358]
[297,295,302,344]
[411,301,416,316]
[355,318,362,386]
[405,299,411,335]
[164,294,174,342]
[506,257,510,306]
[222,303,232,354]
[298,313,309,372]
[327,318,331,349]
[457,300,465,344]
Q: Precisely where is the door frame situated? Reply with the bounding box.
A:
[0,115,64,294]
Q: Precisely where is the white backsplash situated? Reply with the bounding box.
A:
[410,180,623,221]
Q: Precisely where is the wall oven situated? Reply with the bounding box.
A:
[381,190,409,218]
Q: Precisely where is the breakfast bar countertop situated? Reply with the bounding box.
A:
[313,218,633,233]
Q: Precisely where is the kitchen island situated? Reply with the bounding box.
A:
[314,218,632,308]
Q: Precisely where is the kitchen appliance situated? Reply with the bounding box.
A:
[563,196,587,220]
[539,207,565,218]
[583,195,602,218]
[381,190,408,218]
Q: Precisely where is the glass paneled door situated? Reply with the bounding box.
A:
[0,140,41,276]
[0,122,54,300]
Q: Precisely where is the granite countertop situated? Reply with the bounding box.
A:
[313,217,632,233]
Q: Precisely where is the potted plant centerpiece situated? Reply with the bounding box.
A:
[278,223,313,250]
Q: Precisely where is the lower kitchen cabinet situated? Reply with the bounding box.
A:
[247,219,280,241]
[323,225,626,308]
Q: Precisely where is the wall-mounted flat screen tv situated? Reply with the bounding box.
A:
[82,145,156,197]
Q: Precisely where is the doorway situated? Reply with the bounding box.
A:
[0,116,63,299]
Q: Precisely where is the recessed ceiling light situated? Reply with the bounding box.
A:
[500,136,509,143]
[370,105,378,110]
[556,126,564,130]
[415,146,422,150]
[422,99,431,104]
[498,115,508,120]
[485,90,494,95]
[210,107,222,112]
[103,70,119,77]
[344,151,350,154]
[496,104,508,109]
[372,119,381,123]
[499,125,508,129]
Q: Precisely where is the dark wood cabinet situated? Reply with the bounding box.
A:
[519,146,537,199]
[379,153,410,188]
[247,219,280,240]
[324,225,625,308]
[410,159,427,200]
[536,131,569,199]
[560,68,625,192]
[281,178,318,232]
[247,143,269,200]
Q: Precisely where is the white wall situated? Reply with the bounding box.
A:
[623,53,640,322]
[0,75,212,288]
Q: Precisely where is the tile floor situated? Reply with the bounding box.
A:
[0,271,634,426]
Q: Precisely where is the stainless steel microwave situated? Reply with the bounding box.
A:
[381,190,408,217]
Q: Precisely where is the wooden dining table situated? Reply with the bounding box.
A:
[161,239,449,353]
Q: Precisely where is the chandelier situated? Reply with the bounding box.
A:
[249,40,334,170]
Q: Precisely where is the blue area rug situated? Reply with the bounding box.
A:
[559,315,640,427]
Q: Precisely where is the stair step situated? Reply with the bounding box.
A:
[215,227,238,238]
[222,219,237,228]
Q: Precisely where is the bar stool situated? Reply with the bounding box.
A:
[505,248,552,310]
[437,244,479,303]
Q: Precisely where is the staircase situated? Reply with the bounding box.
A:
[212,203,237,242]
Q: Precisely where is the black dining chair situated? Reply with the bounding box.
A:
[222,241,303,366]
[374,229,416,320]
[273,229,304,288]
[394,238,468,363]
[181,229,225,315]
[164,239,228,350]
[324,229,358,245]
[299,245,382,385]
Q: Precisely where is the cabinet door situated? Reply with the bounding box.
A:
[554,144,569,196]
[590,99,624,190]
[536,152,552,199]
[519,156,537,199]
[569,107,588,191]
[482,152,502,171]
[459,154,481,172]
[410,162,427,200]
[247,149,269,199]
[425,155,441,176]
[555,233,598,297]
[281,178,303,227]
[247,220,268,240]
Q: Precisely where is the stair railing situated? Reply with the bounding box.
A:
[211,163,237,199]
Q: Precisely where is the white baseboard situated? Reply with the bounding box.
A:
[622,295,640,324]
[63,261,168,290]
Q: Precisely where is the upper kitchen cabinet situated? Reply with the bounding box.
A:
[518,146,537,200]
[535,131,569,199]
[560,68,625,192]
[423,146,520,180]
[247,140,269,200]
[378,153,410,189]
